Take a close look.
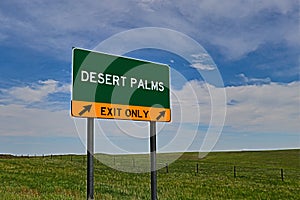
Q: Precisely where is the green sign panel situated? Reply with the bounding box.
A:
[71,48,171,122]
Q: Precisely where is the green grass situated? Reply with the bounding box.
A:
[0,149,299,199]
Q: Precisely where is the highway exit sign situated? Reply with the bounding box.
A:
[71,48,171,122]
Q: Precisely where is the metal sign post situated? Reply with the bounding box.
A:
[150,121,157,200]
[87,118,94,200]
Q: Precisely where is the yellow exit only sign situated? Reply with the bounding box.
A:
[71,100,170,122]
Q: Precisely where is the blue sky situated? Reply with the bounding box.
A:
[0,0,299,155]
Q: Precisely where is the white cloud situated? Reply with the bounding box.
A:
[236,73,272,85]
[172,80,300,134]
[1,79,70,104]
[190,63,215,71]
[225,82,300,133]
[0,0,298,60]
[190,53,216,71]
[175,0,299,59]
[0,104,76,137]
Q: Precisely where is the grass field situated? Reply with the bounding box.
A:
[0,149,299,199]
